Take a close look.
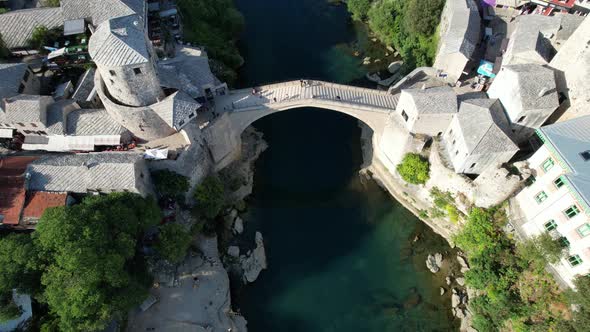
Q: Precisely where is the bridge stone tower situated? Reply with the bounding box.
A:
[89,14,163,107]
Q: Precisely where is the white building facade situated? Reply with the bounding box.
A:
[514,116,590,288]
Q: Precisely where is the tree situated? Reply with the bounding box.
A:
[156,223,192,264]
[29,26,50,51]
[35,193,160,331]
[348,0,372,21]
[0,234,43,296]
[404,0,445,36]
[453,208,499,256]
[193,176,225,219]
[42,0,60,7]
[152,170,190,200]
[396,153,430,184]
[517,233,566,268]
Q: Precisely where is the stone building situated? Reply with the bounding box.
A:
[395,86,457,137]
[487,63,559,144]
[0,63,41,111]
[89,14,163,107]
[0,94,55,135]
[549,15,590,123]
[433,0,481,83]
[443,98,518,175]
[0,7,63,53]
[27,152,154,197]
[513,115,590,288]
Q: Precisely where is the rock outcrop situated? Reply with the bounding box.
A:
[426,253,443,273]
[240,232,267,283]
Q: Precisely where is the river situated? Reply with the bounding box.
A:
[232,0,458,331]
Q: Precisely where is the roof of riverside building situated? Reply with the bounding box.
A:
[66,108,126,136]
[88,14,150,67]
[455,98,518,155]
[0,94,54,124]
[537,115,590,209]
[71,68,97,103]
[0,7,63,49]
[152,91,201,130]
[27,152,144,194]
[438,0,481,58]
[401,86,458,114]
[60,0,146,27]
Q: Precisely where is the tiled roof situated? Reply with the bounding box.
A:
[538,115,590,208]
[88,14,150,67]
[0,63,28,104]
[0,7,63,49]
[152,91,201,130]
[504,15,561,65]
[22,191,67,220]
[1,94,53,124]
[456,98,518,155]
[157,46,221,99]
[402,86,458,114]
[489,64,559,114]
[438,0,480,58]
[71,68,96,103]
[0,156,38,225]
[66,108,125,136]
[27,152,143,194]
[45,99,81,135]
[61,0,146,26]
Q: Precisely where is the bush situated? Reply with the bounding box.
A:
[156,223,192,264]
[193,176,225,219]
[348,0,372,21]
[152,170,190,199]
[518,233,566,268]
[0,33,9,59]
[396,153,430,184]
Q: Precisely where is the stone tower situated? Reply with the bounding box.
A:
[89,14,163,107]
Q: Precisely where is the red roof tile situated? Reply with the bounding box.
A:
[0,177,25,225]
[0,156,38,177]
[23,191,68,220]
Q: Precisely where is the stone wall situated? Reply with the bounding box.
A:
[97,61,164,107]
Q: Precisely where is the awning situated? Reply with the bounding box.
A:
[159,8,178,17]
[0,128,14,138]
[477,60,497,78]
[144,148,168,160]
[64,19,85,36]
[47,47,66,60]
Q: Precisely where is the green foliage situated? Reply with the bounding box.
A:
[0,292,22,323]
[348,0,372,21]
[0,234,43,296]
[349,0,444,72]
[156,223,192,264]
[446,204,459,223]
[455,207,570,331]
[177,0,244,84]
[35,193,160,331]
[152,170,190,199]
[396,153,430,184]
[518,233,566,268]
[42,0,60,7]
[418,209,428,219]
[29,26,49,51]
[0,8,8,14]
[193,176,225,219]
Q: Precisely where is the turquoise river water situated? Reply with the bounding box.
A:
[232,0,458,331]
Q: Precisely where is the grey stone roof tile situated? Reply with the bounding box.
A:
[61,0,146,26]
[27,152,142,193]
[438,0,480,58]
[88,14,149,67]
[0,7,63,49]
[403,86,458,114]
[0,63,28,103]
[1,94,53,124]
[71,68,96,103]
[66,108,125,136]
[152,91,201,130]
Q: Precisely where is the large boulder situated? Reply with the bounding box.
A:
[233,217,244,235]
[240,232,267,283]
[451,293,461,308]
[426,253,443,273]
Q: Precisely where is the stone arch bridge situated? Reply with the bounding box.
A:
[205,80,407,169]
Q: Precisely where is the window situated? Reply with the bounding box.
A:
[580,150,590,162]
[542,158,555,172]
[560,237,570,247]
[452,139,456,145]
[109,70,116,76]
[525,175,536,186]
[544,220,557,231]
[517,115,526,123]
[470,163,477,169]
[401,110,408,122]
[18,83,25,93]
[109,79,115,85]
[133,67,142,75]
[564,205,580,219]
[577,224,590,238]
[455,150,459,156]
[448,129,453,136]
[30,123,37,128]
[188,112,195,119]
[23,70,30,82]
[554,176,565,189]
[534,191,548,204]
[568,255,583,267]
